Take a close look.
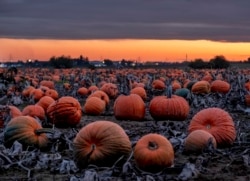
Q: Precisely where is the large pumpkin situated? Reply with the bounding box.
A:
[4,116,50,148]
[188,107,236,146]
[130,87,147,100]
[46,96,82,128]
[73,120,131,168]
[88,90,109,106]
[100,83,118,98]
[36,96,55,112]
[149,95,189,121]
[134,133,174,173]
[184,130,217,153]
[113,94,145,121]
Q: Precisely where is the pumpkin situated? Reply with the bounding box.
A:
[22,86,35,98]
[73,120,131,168]
[46,96,82,128]
[22,104,46,121]
[130,87,147,100]
[83,97,106,115]
[174,88,190,99]
[152,79,166,90]
[184,81,197,90]
[100,83,118,98]
[88,85,99,94]
[191,81,211,94]
[44,89,59,100]
[134,133,174,173]
[77,87,89,97]
[149,88,189,121]
[39,80,55,89]
[113,94,145,121]
[9,105,22,118]
[245,94,250,106]
[4,116,51,148]
[88,90,109,106]
[188,107,236,146]
[210,80,230,94]
[171,80,182,92]
[36,96,55,112]
[184,130,217,153]
[30,88,45,102]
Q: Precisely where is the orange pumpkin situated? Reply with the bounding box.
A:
[4,116,50,148]
[88,90,109,106]
[152,79,166,90]
[77,87,89,97]
[73,120,131,168]
[134,133,174,173]
[83,97,106,115]
[8,105,22,118]
[191,80,211,94]
[40,80,55,89]
[22,105,46,121]
[22,86,35,98]
[130,87,147,100]
[88,85,99,94]
[184,130,217,153]
[44,89,59,100]
[210,80,230,94]
[149,94,189,121]
[113,94,145,121]
[36,96,55,112]
[46,96,82,127]
[188,107,236,146]
[30,88,45,102]
[100,83,118,98]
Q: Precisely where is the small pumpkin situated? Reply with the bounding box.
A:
[4,116,51,148]
[152,79,166,90]
[130,87,147,100]
[22,104,46,121]
[188,107,236,146]
[174,88,190,99]
[134,133,174,173]
[39,80,55,89]
[30,88,45,102]
[83,96,106,115]
[100,83,118,98]
[77,87,89,97]
[73,120,131,168]
[113,94,145,121]
[210,80,230,94]
[88,90,110,106]
[36,96,55,112]
[46,96,82,128]
[184,130,217,153]
[44,89,59,100]
[9,105,22,118]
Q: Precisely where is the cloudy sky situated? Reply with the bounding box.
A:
[1,0,249,41]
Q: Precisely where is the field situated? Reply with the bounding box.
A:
[0,67,250,181]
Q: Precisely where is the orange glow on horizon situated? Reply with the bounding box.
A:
[0,38,249,62]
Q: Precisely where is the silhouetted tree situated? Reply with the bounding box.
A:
[104,59,113,67]
[209,55,229,69]
[188,58,207,69]
[49,55,73,68]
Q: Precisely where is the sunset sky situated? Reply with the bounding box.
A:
[0,0,250,62]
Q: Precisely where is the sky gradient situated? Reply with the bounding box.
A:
[0,0,250,62]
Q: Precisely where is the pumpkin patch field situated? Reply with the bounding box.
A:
[0,67,250,180]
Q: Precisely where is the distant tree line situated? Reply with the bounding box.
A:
[188,55,230,69]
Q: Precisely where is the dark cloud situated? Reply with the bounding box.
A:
[0,0,249,41]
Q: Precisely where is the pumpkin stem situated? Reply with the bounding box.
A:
[35,128,54,135]
[148,141,158,150]
[166,85,172,98]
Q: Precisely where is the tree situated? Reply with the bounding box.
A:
[103,59,113,67]
[188,58,207,69]
[49,55,73,68]
[209,55,229,69]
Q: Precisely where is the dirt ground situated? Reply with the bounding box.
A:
[0,103,250,181]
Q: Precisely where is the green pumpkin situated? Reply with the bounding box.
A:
[174,88,190,98]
